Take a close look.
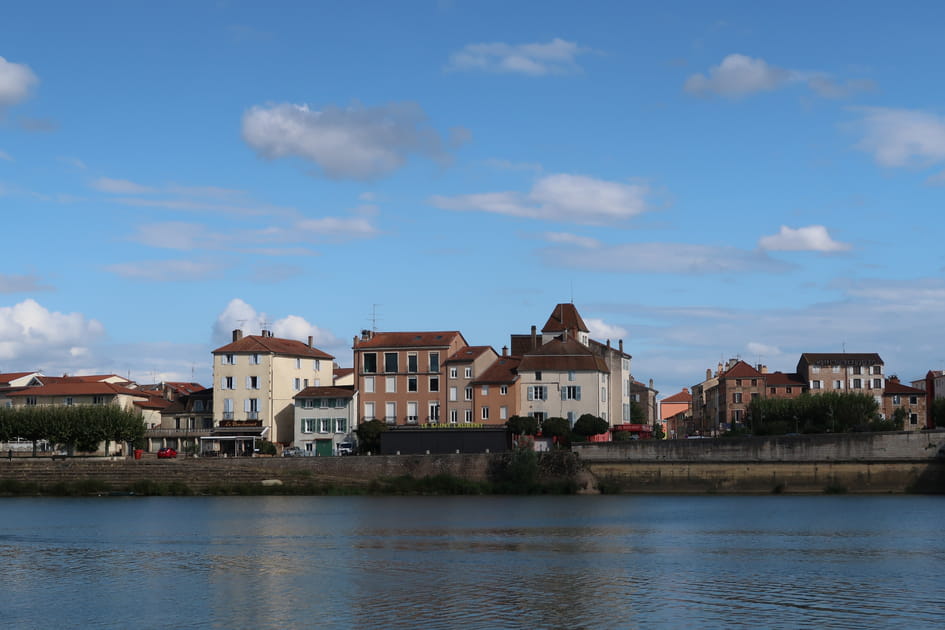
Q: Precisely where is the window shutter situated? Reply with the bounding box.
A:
[561,388,566,401]
[528,387,534,401]
[244,399,251,412]
[576,387,581,401]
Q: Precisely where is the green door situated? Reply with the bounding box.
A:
[315,439,333,456]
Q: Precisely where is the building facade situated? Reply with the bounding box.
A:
[293,386,357,455]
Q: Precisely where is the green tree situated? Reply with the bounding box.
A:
[355,419,387,454]
[932,398,945,428]
[572,414,609,440]
[652,422,665,440]
[630,401,645,423]
[506,415,539,436]
[541,417,571,447]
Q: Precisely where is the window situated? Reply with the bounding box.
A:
[500,385,508,395]
[384,352,398,373]
[385,376,396,393]
[562,386,582,401]
[892,394,901,405]
[407,402,418,424]
[786,387,793,394]
[733,392,743,403]
[335,398,345,408]
[303,379,309,389]
[770,387,777,394]
[449,387,457,401]
[320,398,331,409]
[222,353,235,365]
[811,365,820,373]
[751,379,757,386]
[465,367,472,379]
[408,354,418,373]
[449,409,458,424]
[751,392,760,400]
[853,366,862,375]
[464,386,473,401]
[500,406,508,420]
[872,366,882,375]
[735,379,742,386]
[429,376,439,392]
[873,379,883,389]
[385,402,396,424]
[732,409,743,423]
[812,380,822,390]
[449,367,458,379]
[364,401,375,421]
[567,411,575,426]
[429,352,440,372]
[910,413,918,425]
[568,371,576,382]
[481,385,489,396]
[319,418,331,433]
[64,397,74,406]
[223,398,233,418]
[832,366,840,373]
[293,378,301,391]
[853,379,862,389]
[246,376,259,390]
[221,376,234,389]
[296,358,301,369]
[535,371,542,381]
[834,380,843,389]
[93,395,105,405]
[528,385,548,401]
[601,387,607,402]
[245,398,259,419]
[250,354,260,365]
[301,399,314,409]
[302,418,316,433]
[336,418,347,433]
[464,409,473,423]
[364,376,375,394]
[910,395,918,405]
[314,359,320,371]
[428,402,440,423]
[408,377,418,392]
[623,403,631,421]
[532,412,547,423]
[481,406,490,420]
[363,353,377,374]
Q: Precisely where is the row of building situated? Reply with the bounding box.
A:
[658,356,944,438]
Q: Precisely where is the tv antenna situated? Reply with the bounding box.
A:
[370,304,381,332]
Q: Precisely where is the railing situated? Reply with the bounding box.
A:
[222,412,234,420]
[145,428,213,437]
[360,416,376,423]
[384,416,396,425]
[406,415,419,425]
[246,411,259,420]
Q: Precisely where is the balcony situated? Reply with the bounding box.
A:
[246,411,260,420]
[222,412,234,420]
[145,427,213,438]
[406,415,419,425]
[384,416,396,425]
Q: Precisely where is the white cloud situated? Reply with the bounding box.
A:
[538,238,793,274]
[746,341,781,357]
[0,299,103,363]
[0,273,53,293]
[758,225,851,252]
[212,299,345,358]
[542,231,600,249]
[104,259,225,281]
[0,56,38,106]
[431,174,652,225]
[853,107,945,168]
[585,317,628,341]
[447,38,590,75]
[685,54,794,98]
[296,216,379,239]
[92,177,155,194]
[242,101,453,180]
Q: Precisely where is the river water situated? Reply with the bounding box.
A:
[0,495,942,629]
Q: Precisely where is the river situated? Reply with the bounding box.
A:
[1,495,942,629]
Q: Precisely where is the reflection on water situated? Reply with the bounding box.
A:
[1,495,943,629]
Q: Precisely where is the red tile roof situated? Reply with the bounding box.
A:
[472,356,521,385]
[662,388,692,403]
[799,353,883,365]
[446,346,494,363]
[884,381,926,395]
[541,303,589,334]
[721,360,764,379]
[0,372,38,383]
[333,367,354,379]
[213,335,334,359]
[135,398,172,410]
[354,331,466,349]
[519,338,609,373]
[765,372,806,386]
[8,382,148,397]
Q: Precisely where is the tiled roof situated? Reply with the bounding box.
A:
[472,356,521,385]
[446,346,494,363]
[0,372,37,383]
[766,371,806,386]
[213,335,334,359]
[333,367,354,378]
[662,388,692,404]
[354,331,466,349]
[165,382,206,395]
[7,382,148,397]
[588,338,631,359]
[799,353,883,364]
[135,398,172,410]
[884,381,926,395]
[541,303,589,334]
[519,338,609,373]
[295,386,355,399]
[721,360,764,379]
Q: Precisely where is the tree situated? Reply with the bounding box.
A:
[932,398,945,428]
[652,422,665,440]
[355,419,387,454]
[630,401,645,423]
[572,414,609,439]
[506,415,539,436]
[541,417,571,447]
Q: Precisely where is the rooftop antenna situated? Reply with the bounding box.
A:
[570,281,574,304]
[260,320,271,335]
[370,304,381,332]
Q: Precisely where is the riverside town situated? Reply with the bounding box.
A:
[2,303,944,496]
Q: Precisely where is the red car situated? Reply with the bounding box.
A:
[157,447,177,459]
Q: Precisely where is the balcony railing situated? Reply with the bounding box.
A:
[384,416,396,425]
[406,415,419,425]
[246,411,259,420]
[222,412,234,420]
[146,427,213,437]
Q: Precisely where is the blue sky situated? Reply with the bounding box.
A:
[2,1,944,398]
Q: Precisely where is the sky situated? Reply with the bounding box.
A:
[2,1,945,399]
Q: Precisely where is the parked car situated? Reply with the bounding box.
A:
[282,446,304,457]
[157,447,177,459]
[337,442,354,456]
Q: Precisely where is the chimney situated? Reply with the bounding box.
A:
[232,329,243,342]
[649,378,654,389]
[760,365,768,374]
[706,368,712,380]
[619,340,623,353]
[717,362,723,376]
[607,339,611,348]
[531,325,537,350]
[307,335,313,348]
[353,335,359,348]
[502,346,508,357]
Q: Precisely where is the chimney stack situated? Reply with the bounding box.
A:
[649,378,654,389]
[232,329,243,342]
[706,368,712,380]
[531,325,537,350]
[308,335,313,348]
[619,339,624,353]
[502,346,508,357]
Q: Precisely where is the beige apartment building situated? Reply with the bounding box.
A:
[797,353,885,401]
[352,330,468,426]
[471,352,521,424]
[212,330,334,445]
[445,345,499,424]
